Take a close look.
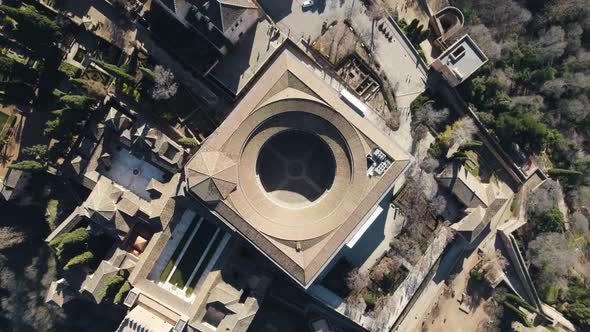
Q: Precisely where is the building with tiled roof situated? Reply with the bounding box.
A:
[153,0,262,54]
[437,163,495,208]
[185,44,412,287]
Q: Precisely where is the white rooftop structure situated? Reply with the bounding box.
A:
[431,34,488,87]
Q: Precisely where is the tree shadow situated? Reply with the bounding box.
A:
[465,277,492,312]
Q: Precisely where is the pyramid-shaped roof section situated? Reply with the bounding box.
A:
[188,151,237,201]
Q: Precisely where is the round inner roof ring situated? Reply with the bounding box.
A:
[256,129,336,208]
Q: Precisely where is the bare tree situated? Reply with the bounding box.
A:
[346,267,369,295]
[559,95,590,123]
[570,211,589,233]
[546,0,590,24]
[384,110,400,131]
[391,237,422,265]
[511,95,545,117]
[527,179,563,215]
[565,23,583,53]
[481,249,509,285]
[541,78,567,99]
[528,232,576,288]
[412,104,449,130]
[536,26,567,62]
[429,195,447,217]
[466,24,501,60]
[570,185,590,210]
[450,117,477,148]
[372,256,402,284]
[0,226,26,250]
[469,0,532,37]
[419,156,439,174]
[150,65,179,101]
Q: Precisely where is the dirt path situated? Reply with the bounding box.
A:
[0,106,26,178]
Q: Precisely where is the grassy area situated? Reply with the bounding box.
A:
[168,221,217,288]
[44,198,59,230]
[544,286,559,303]
[510,193,519,212]
[185,232,225,295]
[159,218,199,282]
[464,159,479,177]
[0,112,8,130]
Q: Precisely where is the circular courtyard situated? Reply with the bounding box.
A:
[257,130,336,207]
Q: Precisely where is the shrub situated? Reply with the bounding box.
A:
[505,293,541,315]
[59,95,95,110]
[63,251,94,270]
[49,227,90,261]
[92,59,136,83]
[52,89,65,98]
[510,193,519,212]
[100,274,125,301]
[8,160,43,171]
[470,267,484,282]
[459,140,483,152]
[504,301,533,327]
[411,96,434,115]
[58,62,80,78]
[363,290,378,308]
[161,111,174,122]
[548,168,583,178]
[178,137,198,148]
[475,111,495,129]
[69,79,106,99]
[451,151,469,161]
[113,281,131,304]
[139,67,155,81]
[530,207,565,233]
[428,139,448,161]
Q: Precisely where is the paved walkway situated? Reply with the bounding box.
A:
[260,1,427,155]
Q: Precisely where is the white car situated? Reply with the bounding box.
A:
[302,0,314,8]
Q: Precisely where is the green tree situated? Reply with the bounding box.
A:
[0,5,61,52]
[565,279,590,330]
[100,274,125,302]
[0,54,37,82]
[113,280,131,304]
[22,144,48,161]
[8,160,43,172]
[505,44,543,72]
[63,251,94,271]
[496,112,548,153]
[59,95,95,110]
[43,118,61,137]
[531,207,565,232]
[178,137,198,148]
[92,59,136,83]
[49,227,90,261]
[139,67,155,81]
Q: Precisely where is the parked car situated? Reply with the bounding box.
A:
[302,0,314,8]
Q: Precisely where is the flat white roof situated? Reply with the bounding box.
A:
[340,88,368,116]
[346,205,384,248]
